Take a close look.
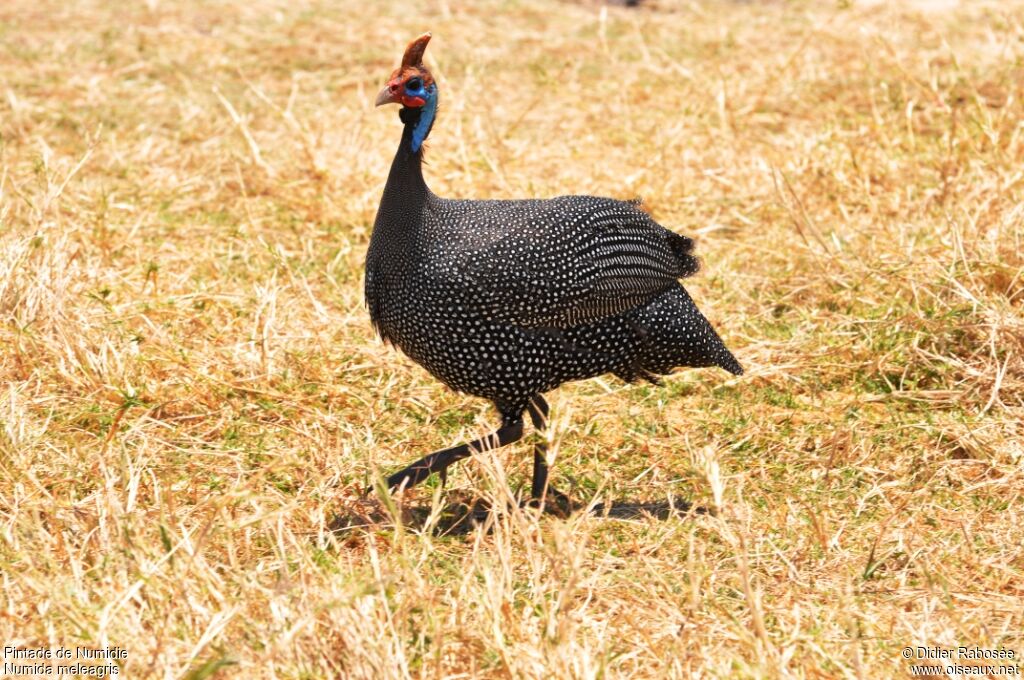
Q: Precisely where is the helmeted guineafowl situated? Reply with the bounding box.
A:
[367,33,742,509]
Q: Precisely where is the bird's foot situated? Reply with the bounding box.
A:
[522,486,575,518]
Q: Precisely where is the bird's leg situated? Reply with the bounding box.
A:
[526,396,551,499]
[382,417,524,493]
[525,395,572,514]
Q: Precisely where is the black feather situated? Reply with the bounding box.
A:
[366,110,742,418]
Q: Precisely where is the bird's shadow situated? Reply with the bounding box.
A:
[331,493,712,537]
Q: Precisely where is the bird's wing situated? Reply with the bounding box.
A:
[427,196,700,328]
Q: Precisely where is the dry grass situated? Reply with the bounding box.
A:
[1,0,1022,677]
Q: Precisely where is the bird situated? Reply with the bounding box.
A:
[366,33,742,510]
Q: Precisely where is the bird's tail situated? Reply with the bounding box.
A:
[717,348,744,376]
[632,285,743,378]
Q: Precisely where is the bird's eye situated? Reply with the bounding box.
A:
[406,77,423,91]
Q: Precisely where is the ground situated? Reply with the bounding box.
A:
[0,0,1022,677]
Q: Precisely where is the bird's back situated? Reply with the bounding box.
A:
[413,194,700,325]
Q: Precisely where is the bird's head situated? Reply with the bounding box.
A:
[376,33,437,153]
[376,33,436,110]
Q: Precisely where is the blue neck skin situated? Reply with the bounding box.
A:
[410,84,437,153]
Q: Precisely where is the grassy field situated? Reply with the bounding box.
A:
[1,0,1022,677]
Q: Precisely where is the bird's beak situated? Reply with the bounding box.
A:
[376,82,400,107]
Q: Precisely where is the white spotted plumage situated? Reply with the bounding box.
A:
[366,105,742,419]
